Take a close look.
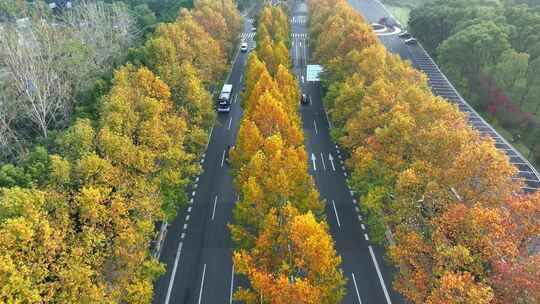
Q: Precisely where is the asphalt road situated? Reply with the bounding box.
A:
[151,8,257,304]
[291,1,405,303]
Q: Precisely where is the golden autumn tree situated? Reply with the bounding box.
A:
[143,10,227,87]
[230,134,322,248]
[191,0,243,56]
[99,65,196,219]
[234,205,345,304]
[0,187,100,303]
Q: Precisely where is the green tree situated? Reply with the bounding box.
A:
[438,21,510,96]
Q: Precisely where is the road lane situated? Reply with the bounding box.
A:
[152,6,259,303]
[291,1,405,303]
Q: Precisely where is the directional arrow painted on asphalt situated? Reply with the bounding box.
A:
[311,153,317,171]
[329,153,336,171]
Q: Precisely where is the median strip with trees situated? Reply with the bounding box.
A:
[229,5,346,303]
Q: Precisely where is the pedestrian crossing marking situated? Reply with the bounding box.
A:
[239,32,256,40]
[290,33,309,39]
[290,16,307,24]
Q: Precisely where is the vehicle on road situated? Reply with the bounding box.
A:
[240,42,248,52]
[398,32,412,39]
[217,84,233,113]
[379,16,399,29]
[404,38,418,45]
[300,93,310,105]
[371,23,385,31]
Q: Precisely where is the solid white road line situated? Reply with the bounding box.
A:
[304,37,308,66]
[164,242,183,304]
[229,265,235,304]
[295,39,299,66]
[332,200,341,228]
[320,152,326,171]
[198,264,207,304]
[211,195,218,221]
[228,117,233,130]
[221,150,226,167]
[369,246,392,304]
[313,120,318,134]
[205,126,214,151]
[351,273,363,304]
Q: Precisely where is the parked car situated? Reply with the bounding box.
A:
[404,38,418,45]
[398,32,412,39]
[371,23,385,31]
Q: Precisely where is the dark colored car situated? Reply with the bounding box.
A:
[405,38,418,45]
[300,93,310,105]
[398,32,412,39]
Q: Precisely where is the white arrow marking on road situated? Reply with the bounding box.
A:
[332,200,341,228]
[352,273,363,304]
[313,120,318,135]
[211,195,218,221]
[164,242,183,304]
[329,153,336,171]
[321,152,326,171]
[369,246,392,304]
[198,264,207,304]
[311,153,317,171]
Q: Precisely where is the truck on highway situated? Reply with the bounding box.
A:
[217,84,233,113]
